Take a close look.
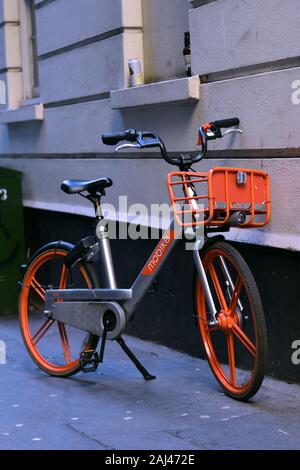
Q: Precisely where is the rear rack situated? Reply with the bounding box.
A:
[167,167,271,228]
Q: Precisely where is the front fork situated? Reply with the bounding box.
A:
[219,255,243,313]
[193,239,244,327]
[193,239,218,326]
[187,181,219,327]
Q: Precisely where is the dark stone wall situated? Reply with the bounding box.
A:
[24,208,300,383]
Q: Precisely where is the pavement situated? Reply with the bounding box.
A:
[0,316,300,450]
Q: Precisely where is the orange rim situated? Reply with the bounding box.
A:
[20,249,95,375]
[196,248,259,396]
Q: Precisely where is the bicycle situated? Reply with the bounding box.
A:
[19,118,271,401]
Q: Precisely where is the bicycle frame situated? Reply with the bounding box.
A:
[44,215,218,325]
[45,122,254,331]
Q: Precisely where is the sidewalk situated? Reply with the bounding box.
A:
[0,316,300,450]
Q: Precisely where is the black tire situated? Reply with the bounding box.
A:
[19,241,99,378]
[194,241,268,401]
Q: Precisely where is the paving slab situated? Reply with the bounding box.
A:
[0,317,299,450]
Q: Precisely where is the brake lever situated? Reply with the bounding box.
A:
[115,143,141,152]
[222,128,243,137]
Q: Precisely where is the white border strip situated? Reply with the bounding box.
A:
[23,199,168,229]
[23,199,300,251]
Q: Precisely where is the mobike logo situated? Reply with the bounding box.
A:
[142,230,175,276]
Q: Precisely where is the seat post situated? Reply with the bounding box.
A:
[93,197,102,219]
[94,196,117,289]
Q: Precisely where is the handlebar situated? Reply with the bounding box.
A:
[101,117,241,168]
[212,118,240,129]
[102,129,138,145]
[102,129,174,164]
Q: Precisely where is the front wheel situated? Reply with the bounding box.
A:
[19,242,99,377]
[194,242,267,401]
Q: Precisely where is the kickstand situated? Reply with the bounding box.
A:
[116,337,156,381]
[99,321,108,363]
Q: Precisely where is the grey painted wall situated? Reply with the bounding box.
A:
[0,0,299,251]
[35,0,127,55]
[190,0,300,76]
[142,0,190,83]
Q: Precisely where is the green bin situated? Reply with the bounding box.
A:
[0,167,25,315]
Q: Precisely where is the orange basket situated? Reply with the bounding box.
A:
[167,167,271,228]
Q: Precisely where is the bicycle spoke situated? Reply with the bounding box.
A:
[227,333,237,386]
[58,322,73,364]
[208,325,219,333]
[229,276,243,313]
[57,264,73,365]
[208,264,228,311]
[32,319,55,346]
[232,323,256,357]
[59,264,68,289]
[31,277,46,302]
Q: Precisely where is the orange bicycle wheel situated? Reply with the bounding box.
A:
[19,245,99,377]
[194,242,267,401]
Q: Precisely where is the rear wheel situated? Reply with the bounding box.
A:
[19,243,99,377]
[194,242,267,401]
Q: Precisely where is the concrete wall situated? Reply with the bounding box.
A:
[190,0,300,76]
[142,0,190,83]
[0,0,22,108]
[0,0,299,251]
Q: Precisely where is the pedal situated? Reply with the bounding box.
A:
[80,350,100,373]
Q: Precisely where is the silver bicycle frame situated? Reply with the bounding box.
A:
[45,214,217,325]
